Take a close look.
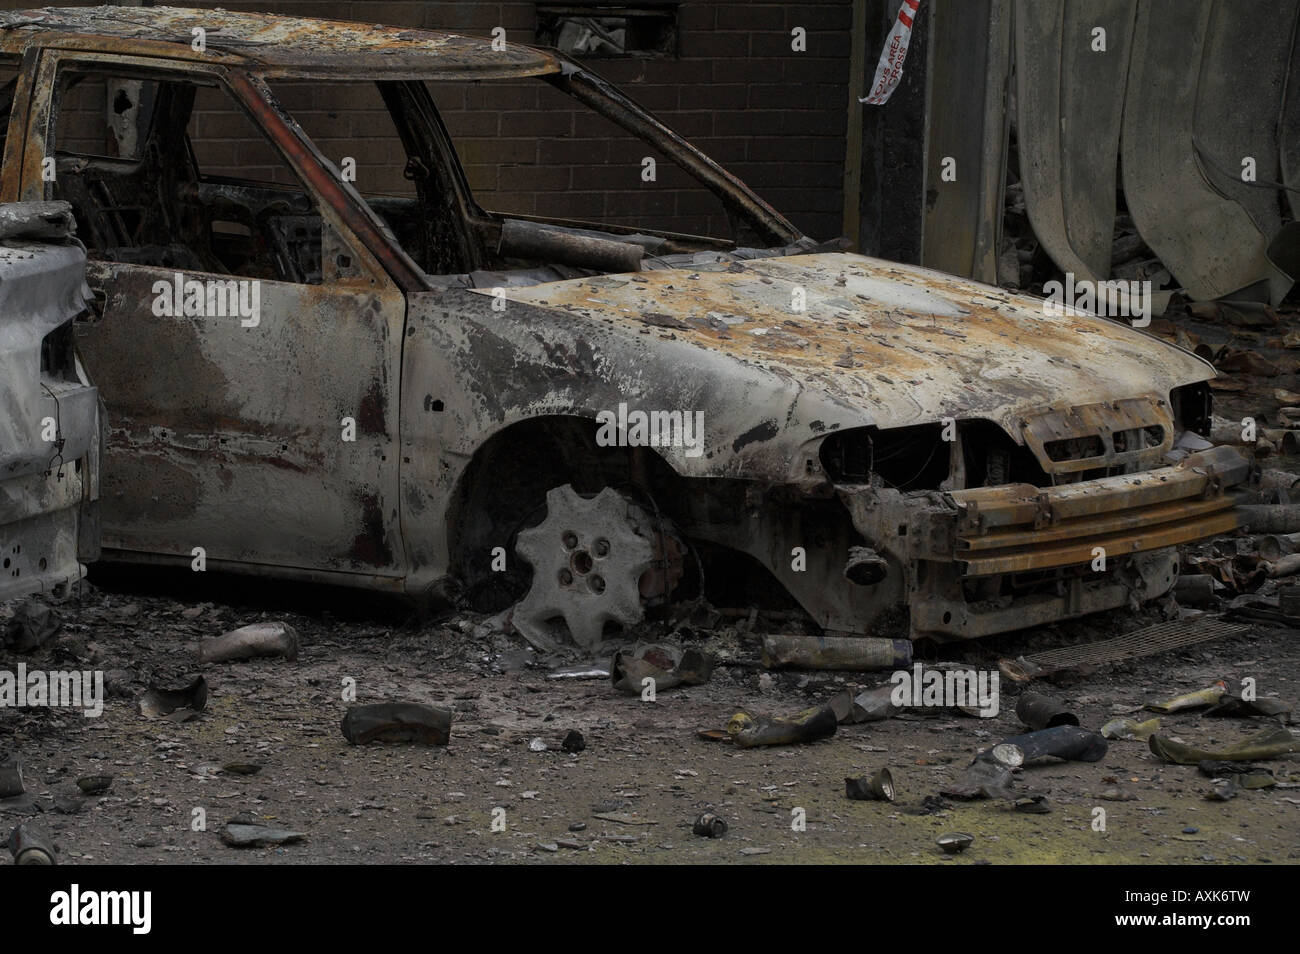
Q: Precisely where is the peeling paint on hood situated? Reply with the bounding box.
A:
[481,252,1213,437]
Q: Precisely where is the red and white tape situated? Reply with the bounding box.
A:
[860,0,921,106]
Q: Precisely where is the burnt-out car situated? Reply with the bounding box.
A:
[0,7,1248,647]
[0,199,100,602]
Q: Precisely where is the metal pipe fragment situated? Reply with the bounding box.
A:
[1266,553,1300,578]
[199,622,299,663]
[498,218,644,273]
[1237,505,1300,534]
[1172,574,1217,607]
[760,634,912,671]
[1014,692,1079,731]
[7,822,55,864]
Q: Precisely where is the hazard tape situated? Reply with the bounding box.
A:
[860,0,921,106]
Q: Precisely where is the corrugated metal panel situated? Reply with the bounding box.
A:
[1121,0,1291,302]
[1014,0,1135,285]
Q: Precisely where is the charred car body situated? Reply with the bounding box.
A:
[0,7,1248,645]
[0,199,100,601]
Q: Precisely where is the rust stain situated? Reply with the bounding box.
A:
[0,8,561,79]
[350,491,393,566]
[356,380,388,436]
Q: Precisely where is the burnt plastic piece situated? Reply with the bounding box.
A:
[941,758,1014,800]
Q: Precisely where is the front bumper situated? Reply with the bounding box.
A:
[840,445,1250,640]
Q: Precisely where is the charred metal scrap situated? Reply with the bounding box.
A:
[0,199,100,602]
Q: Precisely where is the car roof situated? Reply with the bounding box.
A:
[0,5,563,79]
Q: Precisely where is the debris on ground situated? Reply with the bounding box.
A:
[610,643,712,694]
[1100,717,1161,741]
[1203,696,1293,720]
[199,622,300,663]
[0,757,23,798]
[692,813,727,838]
[2,602,60,654]
[828,685,897,724]
[999,620,1251,682]
[844,768,894,802]
[726,702,838,748]
[1148,726,1300,765]
[137,676,208,720]
[1014,692,1080,730]
[220,814,305,848]
[937,832,973,855]
[997,726,1109,763]
[941,758,1015,800]
[75,775,113,795]
[339,703,452,746]
[1147,681,1228,713]
[7,821,56,864]
[760,634,911,671]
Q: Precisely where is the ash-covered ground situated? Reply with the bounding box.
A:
[1,567,1296,865]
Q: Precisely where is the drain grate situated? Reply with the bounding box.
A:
[999,618,1253,682]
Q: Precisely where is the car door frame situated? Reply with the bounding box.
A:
[5,47,427,590]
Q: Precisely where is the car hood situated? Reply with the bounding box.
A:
[484,250,1213,435]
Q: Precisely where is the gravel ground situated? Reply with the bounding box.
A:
[1,570,1296,865]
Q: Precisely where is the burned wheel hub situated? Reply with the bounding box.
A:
[513,485,668,649]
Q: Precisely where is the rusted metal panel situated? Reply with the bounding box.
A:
[908,554,1176,637]
[0,7,561,80]
[957,497,1232,553]
[0,199,99,600]
[949,445,1247,574]
[952,445,1249,529]
[955,509,1239,576]
[7,48,415,580]
[1019,396,1172,476]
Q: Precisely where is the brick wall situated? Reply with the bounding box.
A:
[2,0,851,242]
